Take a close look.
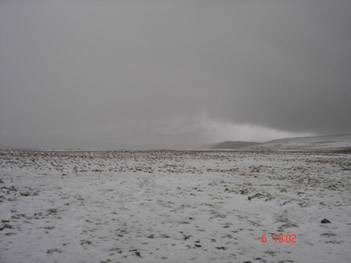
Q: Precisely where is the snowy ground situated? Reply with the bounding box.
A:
[0,150,350,263]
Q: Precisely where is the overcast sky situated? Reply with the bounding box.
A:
[1,0,350,149]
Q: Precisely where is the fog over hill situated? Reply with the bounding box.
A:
[246,134,351,151]
[202,134,351,151]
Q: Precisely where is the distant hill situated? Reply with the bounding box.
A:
[201,141,260,149]
[246,134,351,151]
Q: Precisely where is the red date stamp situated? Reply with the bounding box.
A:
[261,234,296,243]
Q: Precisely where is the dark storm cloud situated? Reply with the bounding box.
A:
[0,0,350,148]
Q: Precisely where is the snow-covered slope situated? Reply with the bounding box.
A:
[247,134,351,151]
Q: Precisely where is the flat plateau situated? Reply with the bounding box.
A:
[0,150,350,263]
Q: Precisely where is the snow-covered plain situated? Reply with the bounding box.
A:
[0,149,350,263]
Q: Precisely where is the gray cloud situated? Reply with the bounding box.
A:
[0,0,350,149]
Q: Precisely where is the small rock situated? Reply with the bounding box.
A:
[183,235,191,240]
[240,189,248,195]
[0,223,12,231]
[47,209,57,215]
[248,193,264,201]
[216,246,226,250]
[46,248,62,254]
[321,218,331,224]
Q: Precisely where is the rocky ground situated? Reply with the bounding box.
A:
[0,150,350,263]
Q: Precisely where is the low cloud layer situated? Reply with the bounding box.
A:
[0,1,350,149]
